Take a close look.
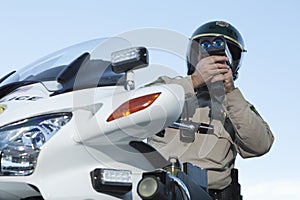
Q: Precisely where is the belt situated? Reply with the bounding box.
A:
[208,184,234,200]
[209,168,243,200]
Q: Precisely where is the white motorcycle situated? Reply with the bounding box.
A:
[0,37,211,200]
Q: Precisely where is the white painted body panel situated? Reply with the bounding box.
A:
[0,83,184,199]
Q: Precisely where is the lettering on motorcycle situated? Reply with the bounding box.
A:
[0,96,43,102]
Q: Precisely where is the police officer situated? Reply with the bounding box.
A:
[148,21,274,200]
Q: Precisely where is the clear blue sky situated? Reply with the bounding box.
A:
[1,1,299,199]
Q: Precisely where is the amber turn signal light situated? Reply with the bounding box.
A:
[107,92,161,122]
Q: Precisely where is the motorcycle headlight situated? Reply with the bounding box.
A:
[0,113,72,176]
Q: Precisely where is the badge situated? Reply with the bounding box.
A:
[216,21,230,27]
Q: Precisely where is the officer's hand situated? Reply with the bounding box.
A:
[211,66,235,94]
[191,55,229,89]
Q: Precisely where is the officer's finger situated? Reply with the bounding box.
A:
[223,67,233,79]
[205,55,229,65]
[210,67,229,77]
[211,74,225,83]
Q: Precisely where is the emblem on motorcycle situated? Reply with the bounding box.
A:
[0,104,7,114]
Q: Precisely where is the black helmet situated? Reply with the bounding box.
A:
[187,20,246,80]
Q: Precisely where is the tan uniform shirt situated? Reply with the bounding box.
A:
[148,76,274,189]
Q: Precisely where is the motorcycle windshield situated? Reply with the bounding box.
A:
[0,37,131,92]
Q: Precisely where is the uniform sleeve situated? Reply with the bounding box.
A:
[145,76,195,97]
[224,88,274,158]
